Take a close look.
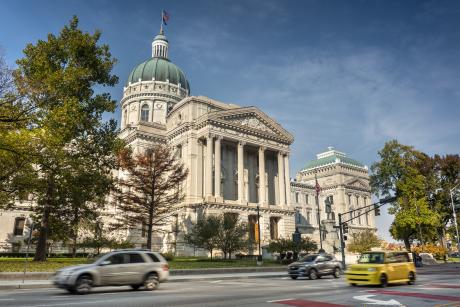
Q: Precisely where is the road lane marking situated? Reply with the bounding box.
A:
[368,289,460,302]
[267,298,295,303]
[353,294,401,306]
[210,280,222,283]
[267,299,347,306]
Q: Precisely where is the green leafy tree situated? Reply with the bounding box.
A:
[215,214,249,259]
[268,237,317,262]
[371,140,441,250]
[184,215,220,259]
[347,230,382,254]
[13,16,119,261]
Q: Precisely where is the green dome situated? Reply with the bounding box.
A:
[302,148,365,171]
[126,57,190,92]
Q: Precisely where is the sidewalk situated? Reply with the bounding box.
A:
[0,271,287,290]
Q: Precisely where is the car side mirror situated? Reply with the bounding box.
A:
[100,260,111,266]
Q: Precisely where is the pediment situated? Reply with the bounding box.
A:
[345,178,369,190]
[208,107,294,144]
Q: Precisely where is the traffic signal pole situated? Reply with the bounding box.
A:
[336,196,396,269]
[338,213,345,269]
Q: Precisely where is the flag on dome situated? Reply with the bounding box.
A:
[162,10,170,25]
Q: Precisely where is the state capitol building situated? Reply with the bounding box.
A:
[0,29,375,257]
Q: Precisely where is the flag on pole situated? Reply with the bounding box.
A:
[315,174,321,196]
[162,10,170,25]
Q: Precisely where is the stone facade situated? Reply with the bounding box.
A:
[290,147,374,253]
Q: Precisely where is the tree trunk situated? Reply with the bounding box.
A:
[147,202,154,250]
[71,207,79,258]
[403,237,411,251]
[34,176,54,261]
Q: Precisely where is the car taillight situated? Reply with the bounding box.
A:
[162,264,169,271]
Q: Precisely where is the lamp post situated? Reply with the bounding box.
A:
[256,204,262,264]
[314,172,323,251]
[450,183,460,252]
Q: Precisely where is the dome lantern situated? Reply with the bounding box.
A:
[152,29,169,59]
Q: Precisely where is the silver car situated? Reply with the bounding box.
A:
[54,249,169,294]
[287,254,342,280]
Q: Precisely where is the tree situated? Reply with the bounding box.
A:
[112,144,188,250]
[0,51,35,206]
[184,215,220,259]
[370,140,441,249]
[13,16,119,261]
[215,214,249,259]
[347,230,382,254]
[267,237,318,262]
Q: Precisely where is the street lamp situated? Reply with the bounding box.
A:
[450,183,460,252]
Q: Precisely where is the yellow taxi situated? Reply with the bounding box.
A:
[345,251,416,287]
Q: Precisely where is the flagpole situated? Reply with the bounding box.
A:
[160,11,164,34]
[315,170,323,252]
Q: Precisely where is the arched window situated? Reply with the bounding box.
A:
[123,109,128,126]
[141,104,149,122]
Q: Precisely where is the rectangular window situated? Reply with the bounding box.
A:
[295,192,299,203]
[13,218,25,236]
[304,194,308,204]
[147,253,160,262]
[141,221,147,238]
[307,211,311,224]
[128,253,145,263]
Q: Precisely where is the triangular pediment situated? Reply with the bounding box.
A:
[208,107,294,143]
[345,178,369,190]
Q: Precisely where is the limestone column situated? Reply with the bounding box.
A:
[258,147,266,205]
[237,141,245,204]
[277,152,286,206]
[214,136,222,201]
[284,153,291,206]
[205,135,213,199]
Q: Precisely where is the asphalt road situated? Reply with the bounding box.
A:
[0,269,459,307]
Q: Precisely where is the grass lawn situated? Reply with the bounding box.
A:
[0,257,282,272]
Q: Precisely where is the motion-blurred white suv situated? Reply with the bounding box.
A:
[54,249,169,294]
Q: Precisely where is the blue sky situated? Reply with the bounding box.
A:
[1,0,460,241]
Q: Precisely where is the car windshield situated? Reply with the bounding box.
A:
[89,253,107,263]
[358,252,384,264]
[300,255,318,262]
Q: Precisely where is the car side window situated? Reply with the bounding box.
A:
[147,253,161,262]
[386,253,397,263]
[107,253,125,265]
[316,256,325,262]
[128,253,145,263]
[394,252,409,263]
[324,255,333,261]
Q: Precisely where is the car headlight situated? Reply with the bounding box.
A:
[367,268,377,272]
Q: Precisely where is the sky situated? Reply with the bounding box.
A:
[1,0,460,242]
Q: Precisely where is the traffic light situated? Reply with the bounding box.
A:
[342,222,349,234]
[374,204,381,216]
[343,234,348,241]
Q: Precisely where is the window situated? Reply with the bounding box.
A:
[13,218,25,236]
[107,253,126,265]
[141,221,147,238]
[348,194,351,205]
[306,211,311,224]
[295,192,299,203]
[124,109,128,126]
[141,104,150,122]
[128,253,145,263]
[356,195,359,206]
[365,212,369,225]
[248,215,258,242]
[147,253,160,262]
[304,194,308,204]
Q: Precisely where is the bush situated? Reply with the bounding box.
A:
[0,252,91,258]
[412,244,447,259]
[161,252,175,261]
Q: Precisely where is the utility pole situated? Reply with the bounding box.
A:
[315,172,323,251]
[450,184,460,252]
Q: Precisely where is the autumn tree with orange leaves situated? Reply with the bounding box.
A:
[112,145,188,250]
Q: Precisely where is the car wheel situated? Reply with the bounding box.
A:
[144,272,159,291]
[66,288,76,294]
[290,275,298,280]
[308,269,318,280]
[380,274,388,288]
[350,283,357,287]
[74,274,92,295]
[333,267,341,278]
[131,284,141,290]
[407,271,416,285]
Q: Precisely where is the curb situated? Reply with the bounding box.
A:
[0,267,286,280]
[0,272,287,290]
